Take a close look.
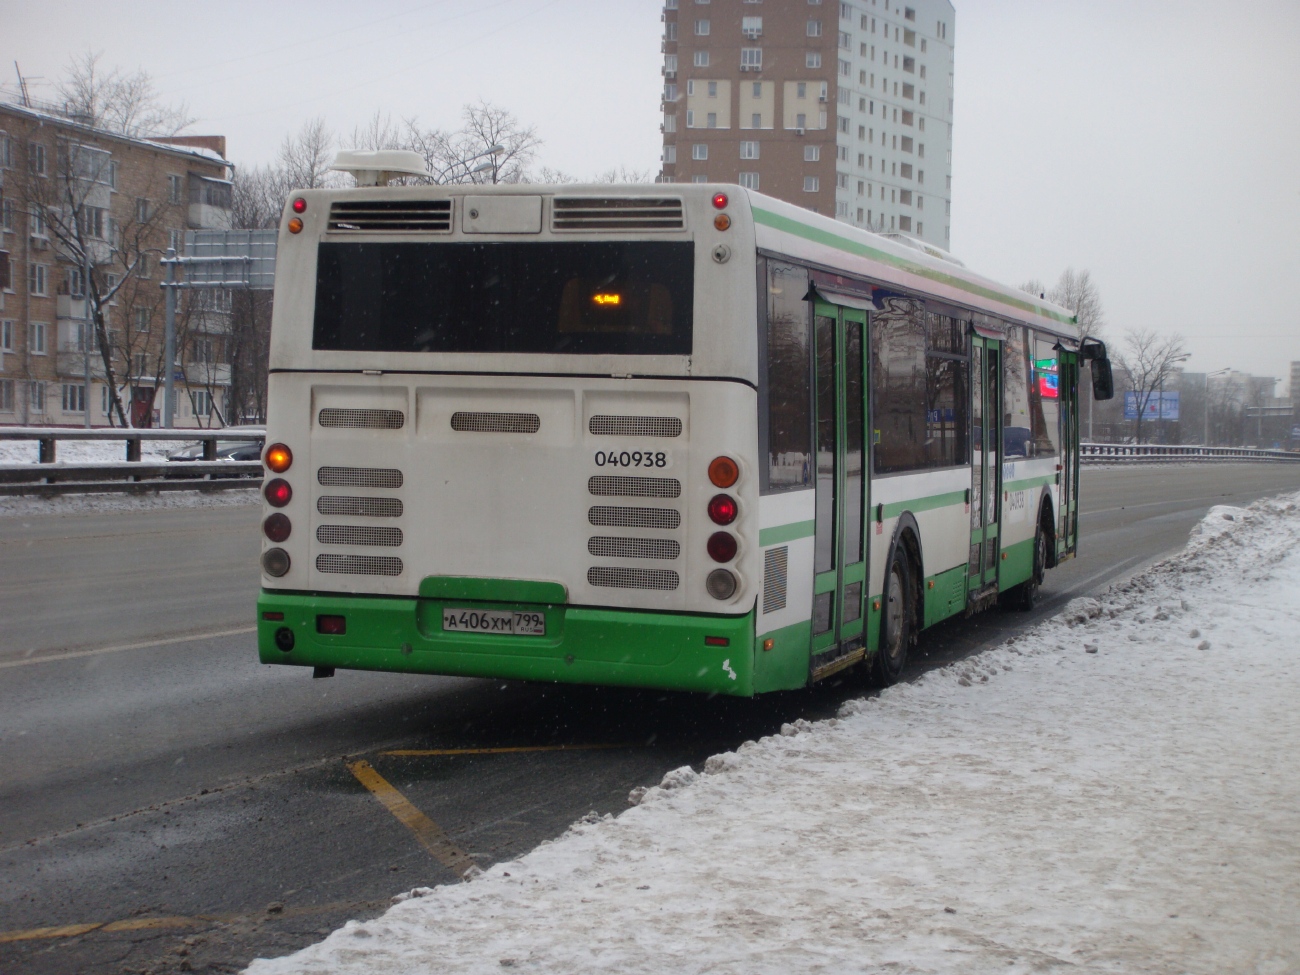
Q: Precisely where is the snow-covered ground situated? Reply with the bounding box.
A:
[0,438,260,516]
[247,493,1300,975]
[0,438,192,465]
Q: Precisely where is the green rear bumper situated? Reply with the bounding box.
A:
[258,589,758,697]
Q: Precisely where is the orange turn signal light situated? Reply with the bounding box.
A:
[265,443,292,473]
[713,213,731,231]
[708,455,739,488]
[288,217,304,234]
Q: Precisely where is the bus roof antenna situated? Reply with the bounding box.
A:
[330,149,432,187]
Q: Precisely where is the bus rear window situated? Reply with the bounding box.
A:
[312,241,694,355]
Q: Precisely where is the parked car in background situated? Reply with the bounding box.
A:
[167,440,264,462]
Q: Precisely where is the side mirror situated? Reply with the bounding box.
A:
[1091,357,1115,401]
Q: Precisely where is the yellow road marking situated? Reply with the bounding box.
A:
[379,743,636,757]
[0,626,256,670]
[0,900,385,945]
[345,760,479,880]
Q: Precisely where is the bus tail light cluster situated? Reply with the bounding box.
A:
[289,198,306,234]
[706,456,740,600]
[711,192,731,232]
[263,443,295,577]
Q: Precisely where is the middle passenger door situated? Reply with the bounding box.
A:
[810,301,868,663]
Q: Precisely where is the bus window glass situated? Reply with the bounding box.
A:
[312,241,693,355]
[764,262,813,493]
[924,349,968,467]
[871,297,927,473]
[1029,333,1061,456]
[844,320,864,563]
[814,313,837,574]
[1003,325,1033,457]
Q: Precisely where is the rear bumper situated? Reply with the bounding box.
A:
[257,589,756,696]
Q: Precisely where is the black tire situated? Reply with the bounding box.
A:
[1000,515,1048,612]
[870,549,913,686]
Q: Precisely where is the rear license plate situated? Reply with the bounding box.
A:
[442,608,546,636]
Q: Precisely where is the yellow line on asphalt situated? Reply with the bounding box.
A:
[345,760,479,880]
[0,900,386,945]
[380,743,638,756]
[0,626,256,670]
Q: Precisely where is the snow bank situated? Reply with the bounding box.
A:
[0,489,258,518]
[247,493,1300,975]
[0,439,192,465]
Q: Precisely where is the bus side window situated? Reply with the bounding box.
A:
[764,262,813,493]
[871,297,927,473]
[923,312,969,468]
[1029,332,1061,456]
[1003,325,1033,458]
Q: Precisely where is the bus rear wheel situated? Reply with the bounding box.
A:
[870,550,913,686]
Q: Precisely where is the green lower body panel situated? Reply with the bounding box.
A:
[998,538,1035,591]
[924,564,969,628]
[258,590,757,697]
[753,618,812,693]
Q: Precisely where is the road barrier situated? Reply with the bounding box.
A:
[0,427,264,497]
[1081,443,1300,464]
[4,429,1298,497]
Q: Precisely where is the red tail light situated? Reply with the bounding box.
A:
[712,192,728,209]
[292,198,307,213]
[707,531,738,563]
[263,513,291,542]
[316,615,346,635]
[707,494,738,525]
[264,478,292,507]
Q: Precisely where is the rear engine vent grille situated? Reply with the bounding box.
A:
[589,415,682,438]
[552,197,684,232]
[451,411,541,434]
[318,408,405,429]
[328,199,452,233]
[763,546,789,614]
[316,554,403,576]
[318,496,404,518]
[588,536,681,560]
[318,466,404,489]
[588,475,681,499]
[587,566,680,591]
[317,525,404,547]
[588,505,681,530]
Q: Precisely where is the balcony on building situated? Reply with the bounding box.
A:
[188,175,234,230]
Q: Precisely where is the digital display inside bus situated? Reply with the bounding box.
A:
[1034,356,1059,399]
[312,241,694,356]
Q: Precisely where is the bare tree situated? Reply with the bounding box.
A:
[279,117,342,190]
[531,165,654,184]
[1019,279,1047,298]
[55,51,194,137]
[451,101,539,184]
[1048,268,1105,343]
[1113,328,1187,444]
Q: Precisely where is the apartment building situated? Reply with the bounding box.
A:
[659,0,955,248]
[0,102,234,428]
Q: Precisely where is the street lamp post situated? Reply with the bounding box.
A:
[432,144,505,184]
[1204,367,1231,446]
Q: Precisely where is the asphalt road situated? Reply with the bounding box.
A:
[2,464,1299,975]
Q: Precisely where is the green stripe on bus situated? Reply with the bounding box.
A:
[759,520,816,545]
[752,207,1076,327]
[881,489,967,519]
[1003,473,1057,493]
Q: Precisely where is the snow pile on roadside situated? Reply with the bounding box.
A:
[248,493,1300,975]
[0,439,192,465]
[0,489,258,518]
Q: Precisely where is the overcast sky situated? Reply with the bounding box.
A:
[3,0,1298,389]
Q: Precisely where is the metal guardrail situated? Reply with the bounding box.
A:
[1081,443,1300,464]
[0,426,265,496]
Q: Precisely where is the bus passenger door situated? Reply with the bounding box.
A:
[970,337,1003,596]
[1058,350,1081,555]
[810,302,868,664]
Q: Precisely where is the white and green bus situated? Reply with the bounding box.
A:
[257,166,1112,695]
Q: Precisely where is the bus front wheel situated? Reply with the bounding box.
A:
[871,550,913,686]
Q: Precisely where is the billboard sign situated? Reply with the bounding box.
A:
[183,229,277,289]
[1124,391,1180,421]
